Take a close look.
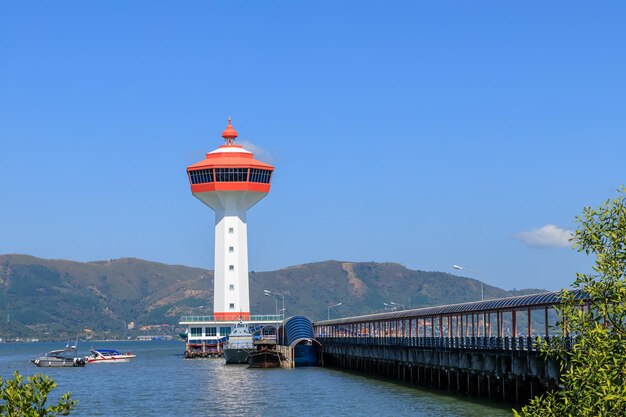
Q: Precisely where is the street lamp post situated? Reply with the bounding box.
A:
[453,265,484,301]
[384,302,404,311]
[264,290,285,321]
[264,292,278,315]
[328,302,343,320]
[188,305,205,317]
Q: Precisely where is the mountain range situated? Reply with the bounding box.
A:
[0,254,544,340]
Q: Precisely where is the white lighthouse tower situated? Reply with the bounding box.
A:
[186,119,274,321]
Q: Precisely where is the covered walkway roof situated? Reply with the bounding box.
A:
[315,289,588,326]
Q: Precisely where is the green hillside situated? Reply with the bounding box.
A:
[0,254,544,340]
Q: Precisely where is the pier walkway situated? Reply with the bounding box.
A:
[314,290,587,404]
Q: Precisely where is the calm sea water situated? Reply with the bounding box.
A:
[0,341,512,416]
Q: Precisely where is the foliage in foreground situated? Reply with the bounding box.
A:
[515,186,626,416]
[0,371,76,416]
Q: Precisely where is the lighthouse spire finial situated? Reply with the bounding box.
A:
[221,117,239,145]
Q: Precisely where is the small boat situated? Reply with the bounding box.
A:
[224,321,254,364]
[248,339,281,368]
[84,348,136,364]
[31,345,86,368]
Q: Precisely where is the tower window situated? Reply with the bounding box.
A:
[229,265,234,271]
[249,169,272,184]
[228,227,234,234]
[229,284,235,290]
[228,246,234,253]
[188,169,214,185]
[229,303,235,310]
[215,168,248,182]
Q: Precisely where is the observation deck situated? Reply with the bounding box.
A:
[186,119,274,194]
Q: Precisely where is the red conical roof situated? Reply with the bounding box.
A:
[221,118,238,141]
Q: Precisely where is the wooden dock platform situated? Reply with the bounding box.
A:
[185,342,223,359]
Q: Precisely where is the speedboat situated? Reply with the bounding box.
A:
[84,348,136,364]
[224,321,254,364]
[31,345,86,367]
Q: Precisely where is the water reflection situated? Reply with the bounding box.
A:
[0,342,511,417]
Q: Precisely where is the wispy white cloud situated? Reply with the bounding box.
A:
[514,224,574,248]
[240,140,274,164]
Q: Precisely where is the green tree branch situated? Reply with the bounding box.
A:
[0,371,76,416]
[515,186,626,417]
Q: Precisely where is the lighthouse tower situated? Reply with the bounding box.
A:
[186,119,274,321]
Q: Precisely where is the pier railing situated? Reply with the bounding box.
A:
[180,314,283,323]
[315,290,589,346]
[317,335,572,353]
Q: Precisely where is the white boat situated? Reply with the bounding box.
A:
[224,321,254,364]
[31,345,86,367]
[85,348,136,364]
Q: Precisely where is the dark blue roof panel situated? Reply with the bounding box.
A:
[315,289,588,326]
[282,316,315,346]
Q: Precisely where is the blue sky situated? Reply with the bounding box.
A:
[1,1,624,291]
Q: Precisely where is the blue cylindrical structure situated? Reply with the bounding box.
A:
[282,316,314,346]
[280,316,318,367]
